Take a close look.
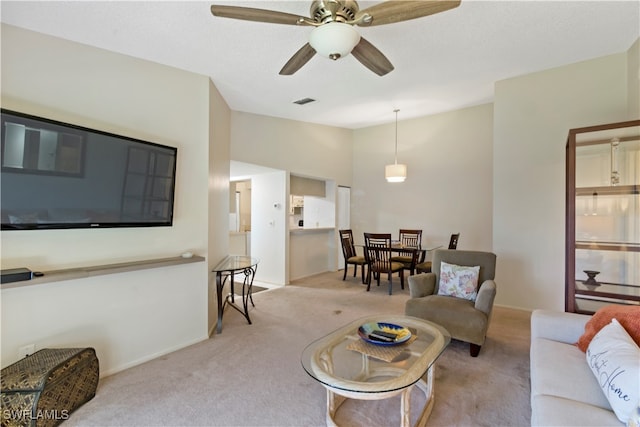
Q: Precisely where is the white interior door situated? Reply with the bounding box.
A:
[337,186,351,270]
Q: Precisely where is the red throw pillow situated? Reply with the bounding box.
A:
[576,305,640,352]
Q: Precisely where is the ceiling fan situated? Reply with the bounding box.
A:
[210,0,461,76]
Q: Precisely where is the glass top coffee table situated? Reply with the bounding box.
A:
[301,315,450,427]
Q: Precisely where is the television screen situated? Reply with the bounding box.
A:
[1,109,177,230]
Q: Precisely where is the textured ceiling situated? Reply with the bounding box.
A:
[1,1,639,129]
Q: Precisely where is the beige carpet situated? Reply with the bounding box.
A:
[67,271,531,427]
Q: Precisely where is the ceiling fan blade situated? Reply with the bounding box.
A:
[351,38,394,76]
[356,0,461,26]
[279,43,317,75]
[210,5,310,26]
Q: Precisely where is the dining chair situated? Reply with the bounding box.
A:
[339,229,367,283]
[416,233,460,274]
[391,229,423,276]
[448,233,460,250]
[363,233,405,295]
[399,229,422,247]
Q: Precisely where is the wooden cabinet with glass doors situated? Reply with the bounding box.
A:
[565,119,639,314]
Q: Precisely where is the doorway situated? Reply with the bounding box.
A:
[337,186,351,270]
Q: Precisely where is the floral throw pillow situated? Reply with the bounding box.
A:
[437,261,480,301]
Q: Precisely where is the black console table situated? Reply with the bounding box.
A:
[213,256,259,333]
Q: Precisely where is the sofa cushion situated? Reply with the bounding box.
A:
[586,318,640,424]
[531,309,590,343]
[531,337,611,411]
[531,394,622,427]
[577,305,640,352]
[405,295,487,344]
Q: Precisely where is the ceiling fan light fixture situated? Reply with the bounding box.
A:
[309,23,361,60]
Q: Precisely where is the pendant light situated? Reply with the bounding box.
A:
[385,109,407,183]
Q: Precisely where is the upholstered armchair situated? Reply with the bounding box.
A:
[405,249,497,357]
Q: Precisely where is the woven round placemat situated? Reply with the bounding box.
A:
[346,334,417,362]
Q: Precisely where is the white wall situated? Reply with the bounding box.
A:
[230,111,353,187]
[207,80,232,334]
[351,104,494,251]
[1,263,205,377]
[493,52,630,311]
[290,230,335,280]
[0,24,219,371]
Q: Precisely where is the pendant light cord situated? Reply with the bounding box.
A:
[394,109,399,165]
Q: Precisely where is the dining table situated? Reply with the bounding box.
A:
[391,242,443,274]
[357,240,443,276]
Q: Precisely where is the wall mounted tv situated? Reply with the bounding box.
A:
[1,109,177,230]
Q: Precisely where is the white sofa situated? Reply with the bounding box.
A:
[530,309,622,426]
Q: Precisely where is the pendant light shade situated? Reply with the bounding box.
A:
[309,23,361,60]
[385,109,407,183]
[385,164,407,182]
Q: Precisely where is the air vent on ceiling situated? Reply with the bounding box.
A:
[293,98,316,105]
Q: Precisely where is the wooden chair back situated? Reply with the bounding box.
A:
[363,233,393,273]
[399,229,422,248]
[339,229,358,260]
[448,233,460,249]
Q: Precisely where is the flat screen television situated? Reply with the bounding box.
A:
[1,109,177,230]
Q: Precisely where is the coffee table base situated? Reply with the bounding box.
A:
[323,366,435,427]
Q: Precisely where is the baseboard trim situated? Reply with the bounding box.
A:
[100,334,208,378]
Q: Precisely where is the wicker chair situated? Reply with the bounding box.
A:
[339,229,367,283]
[363,233,404,295]
[416,232,459,274]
